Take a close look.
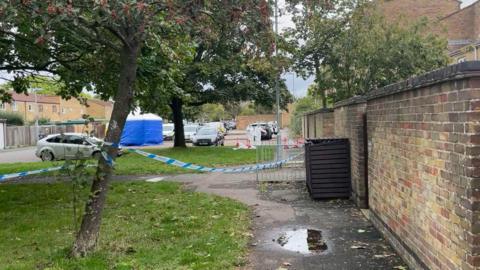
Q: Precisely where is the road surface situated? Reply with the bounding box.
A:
[0,130,252,164]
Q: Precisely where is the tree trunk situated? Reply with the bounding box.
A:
[170,97,186,147]
[71,44,139,257]
[314,56,327,109]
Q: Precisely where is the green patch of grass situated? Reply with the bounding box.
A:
[0,147,256,176]
[0,181,251,269]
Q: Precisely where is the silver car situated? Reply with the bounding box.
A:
[36,133,105,161]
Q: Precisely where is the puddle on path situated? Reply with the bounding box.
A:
[276,229,328,254]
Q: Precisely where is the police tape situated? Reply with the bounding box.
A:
[0,164,100,182]
[128,149,304,173]
[0,147,305,181]
[0,166,64,181]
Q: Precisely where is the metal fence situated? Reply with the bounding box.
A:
[255,140,305,182]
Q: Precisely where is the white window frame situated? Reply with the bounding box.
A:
[0,103,5,110]
[11,101,17,111]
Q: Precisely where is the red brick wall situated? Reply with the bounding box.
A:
[334,97,368,208]
[378,0,460,25]
[302,109,335,139]
[367,63,480,270]
[439,2,478,41]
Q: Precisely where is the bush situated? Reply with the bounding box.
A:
[0,111,24,125]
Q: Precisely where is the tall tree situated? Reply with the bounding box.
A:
[285,0,356,108]
[325,7,448,100]
[161,0,291,147]
[1,0,199,256]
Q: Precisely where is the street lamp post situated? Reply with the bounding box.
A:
[274,0,281,160]
[30,87,41,141]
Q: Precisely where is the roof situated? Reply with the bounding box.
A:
[10,92,60,104]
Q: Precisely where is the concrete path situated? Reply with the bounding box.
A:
[170,173,408,270]
[0,147,39,163]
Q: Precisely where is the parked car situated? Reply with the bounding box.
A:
[36,133,123,161]
[163,123,174,140]
[184,124,200,142]
[205,122,227,135]
[246,122,273,140]
[192,127,224,146]
[268,121,279,135]
[225,120,236,130]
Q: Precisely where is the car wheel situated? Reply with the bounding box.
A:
[40,150,54,162]
[92,151,102,160]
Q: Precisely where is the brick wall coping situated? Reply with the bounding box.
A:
[367,61,480,101]
[303,108,333,116]
[333,95,367,108]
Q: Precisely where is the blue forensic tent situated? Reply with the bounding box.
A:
[120,112,163,146]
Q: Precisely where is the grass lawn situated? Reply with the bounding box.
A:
[0,181,251,269]
[0,147,257,177]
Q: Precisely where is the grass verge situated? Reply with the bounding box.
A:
[0,181,251,269]
[0,147,256,176]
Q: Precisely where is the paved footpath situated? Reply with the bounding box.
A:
[170,173,408,270]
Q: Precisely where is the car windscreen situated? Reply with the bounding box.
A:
[197,128,216,135]
[184,126,198,132]
[163,125,174,131]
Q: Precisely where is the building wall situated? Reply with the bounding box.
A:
[86,100,113,120]
[367,63,480,270]
[334,97,368,208]
[60,98,85,121]
[378,0,460,26]
[439,2,478,41]
[302,109,335,139]
[1,100,62,122]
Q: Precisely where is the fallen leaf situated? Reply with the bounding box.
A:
[393,266,407,270]
[373,254,395,258]
[350,245,366,249]
[282,262,292,266]
[357,229,366,233]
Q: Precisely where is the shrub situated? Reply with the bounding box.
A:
[0,111,24,126]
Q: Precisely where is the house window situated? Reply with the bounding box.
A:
[11,101,17,111]
[62,107,66,114]
[38,104,43,112]
[0,103,4,110]
[28,104,33,111]
[457,57,466,63]
[52,105,57,113]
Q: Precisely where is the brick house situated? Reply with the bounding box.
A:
[1,92,113,123]
[377,0,480,62]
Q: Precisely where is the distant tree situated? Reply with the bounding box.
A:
[0,111,24,126]
[290,97,321,136]
[286,0,448,103]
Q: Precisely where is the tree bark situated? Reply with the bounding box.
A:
[71,43,139,257]
[170,97,186,147]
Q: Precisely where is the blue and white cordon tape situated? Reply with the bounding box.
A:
[0,146,304,181]
[0,166,65,181]
[128,149,304,173]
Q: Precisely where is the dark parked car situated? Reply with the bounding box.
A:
[192,128,225,146]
